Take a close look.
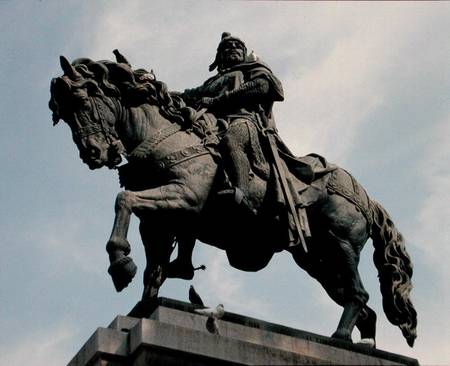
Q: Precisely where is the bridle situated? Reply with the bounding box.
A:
[72,95,118,146]
[71,93,188,167]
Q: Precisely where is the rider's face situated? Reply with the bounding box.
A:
[220,40,245,68]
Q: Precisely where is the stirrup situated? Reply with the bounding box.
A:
[217,187,245,204]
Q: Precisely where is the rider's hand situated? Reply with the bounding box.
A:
[199,97,217,108]
[202,94,228,108]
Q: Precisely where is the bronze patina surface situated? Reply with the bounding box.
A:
[49,34,417,348]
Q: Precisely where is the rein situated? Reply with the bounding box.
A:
[72,123,104,139]
[73,94,211,170]
[128,123,181,160]
[127,115,215,170]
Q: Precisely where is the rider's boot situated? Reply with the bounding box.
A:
[165,237,196,280]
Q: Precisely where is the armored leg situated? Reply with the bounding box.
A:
[220,119,251,201]
[222,120,251,192]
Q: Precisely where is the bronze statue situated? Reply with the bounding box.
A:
[180,33,284,209]
[48,35,417,348]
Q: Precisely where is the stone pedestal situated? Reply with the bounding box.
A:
[68,297,419,366]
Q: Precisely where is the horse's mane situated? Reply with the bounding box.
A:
[61,57,190,126]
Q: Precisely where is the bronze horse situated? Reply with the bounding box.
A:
[49,53,417,347]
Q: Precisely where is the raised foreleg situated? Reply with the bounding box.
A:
[107,190,136,292]
[106,183,203,292]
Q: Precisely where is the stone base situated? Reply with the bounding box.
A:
[68,297,419,366]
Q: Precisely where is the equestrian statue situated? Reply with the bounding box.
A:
[48,33,417,348]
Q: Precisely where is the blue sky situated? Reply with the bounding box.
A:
[1,1,449,365]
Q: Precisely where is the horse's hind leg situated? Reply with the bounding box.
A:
[291,239,369,343]
[355,305,377,347]
[329,231,369,342]
[128,218,175,318]
[140,218,175,297]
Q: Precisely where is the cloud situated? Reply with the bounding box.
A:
[37,219,107,276]
[36,3,450,364]
[194,247,272,318]
[412,114,450,279]
[0,323,78,366]
[274,4,434,161]
[29,203,116,278]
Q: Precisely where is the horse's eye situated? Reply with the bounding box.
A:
[74,95,90,109]
[81,98,90,108]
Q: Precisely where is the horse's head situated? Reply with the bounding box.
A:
[49,56,124,169]
[50,52,188,169]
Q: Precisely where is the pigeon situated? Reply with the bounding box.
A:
[195,304,224,335]
[206,316,220,335]
[189,285,205,307]
[194,304,225,319]
[357,338,376,348]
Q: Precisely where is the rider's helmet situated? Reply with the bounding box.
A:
[209,32,247,72]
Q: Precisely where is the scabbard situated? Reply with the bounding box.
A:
[249,114,306,255]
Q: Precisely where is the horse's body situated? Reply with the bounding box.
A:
[49,55,417,347]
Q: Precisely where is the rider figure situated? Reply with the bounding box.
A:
[167,33,285,279]
[181,32,284,208]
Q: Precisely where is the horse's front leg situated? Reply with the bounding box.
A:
[140,219,174,300]
[126,217,176,318]
[107,190,137,292]
[106,183,202,292]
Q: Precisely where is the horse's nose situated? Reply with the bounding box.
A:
[79,141,101,161]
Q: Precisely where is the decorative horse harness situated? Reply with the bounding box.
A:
[126,110,216,171]
[82,95,373,240]
[72,95,119,143]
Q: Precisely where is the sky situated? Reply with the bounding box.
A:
[0,1,449,365]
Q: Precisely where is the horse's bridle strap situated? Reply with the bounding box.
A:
[128,124,182,160]
[154,144,209,171]
[72,96,116,144]
[73,124,104,139]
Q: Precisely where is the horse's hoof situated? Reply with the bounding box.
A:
[108,256,137,292]
[331,329,352,342]
[357,338,376,348]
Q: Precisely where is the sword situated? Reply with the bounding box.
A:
[258,108,308,253]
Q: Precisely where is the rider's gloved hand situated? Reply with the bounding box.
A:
[199,96,217,107]
[199,93,228,109]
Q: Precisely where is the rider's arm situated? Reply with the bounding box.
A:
[222,77,271,103]
[180,86,206,107]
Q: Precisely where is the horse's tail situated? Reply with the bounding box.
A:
[370,200,417,347]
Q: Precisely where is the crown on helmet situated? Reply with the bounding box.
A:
[209,32,247,72]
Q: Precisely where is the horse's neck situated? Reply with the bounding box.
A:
[118,103,172,153]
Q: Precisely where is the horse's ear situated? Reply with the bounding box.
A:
[113,49,131,67]
[49,78,65,125]
[85,80,103,96]
[52,114,60,126]
[60,56,82,81]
